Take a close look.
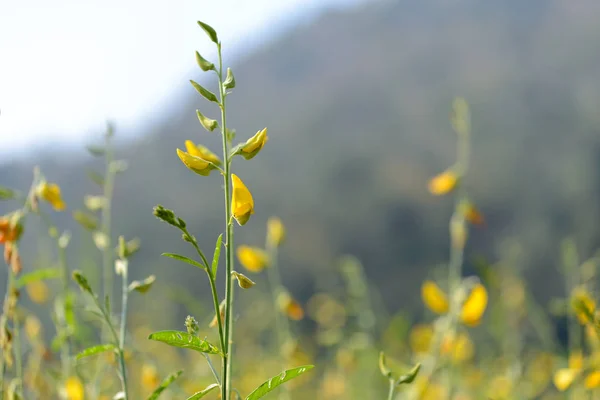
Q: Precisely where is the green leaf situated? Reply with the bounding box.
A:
[196,110,218,132]
[396,363,421,385]
[76,344,116,360]
[162,253,206,270]
[0,186,16,200]
[147,370,183,400]
[16,268,61,288]
[197,21,219,44]
[190,80,218,103]
[245,365,314,400]
[211,234,223,278]
[73,210,98,231]
[129,275,156,294]
[195,51,215,72]
[223,67,236,90]
[72,270,94,295]
[378,352,392,379]
[186,383,219,399]
[86,169,105,186]
[148,331,220,354]
[86,145,105,157]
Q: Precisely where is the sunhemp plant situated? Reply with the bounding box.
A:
[151,20,313,400]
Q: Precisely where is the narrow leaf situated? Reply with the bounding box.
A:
[245,365,314,400]
[16,268,61,288]
[0,186,16,200]
[86,170,105,186]
[76,344,116,360]
[197,21,219,44]
[223,67,236,90]
[190,80,218,103]
[147,370,183,400]
[148,331,220,354]
[73,210,99,231]
[162,253,206,270]
[86,145,105,157]
[196,110,218,132]
[186,383,219,399]
[195,51,215,72]
[211,234,223,278]
[396,363,421,385]
[129,275,156,294]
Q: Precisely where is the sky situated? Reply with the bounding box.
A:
[0,0,366,157]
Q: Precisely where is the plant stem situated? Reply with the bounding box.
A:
[58,240,71,380]
[0,272,11,398]
[217,42,235,400]
[118,263,129,400]
[102,133,115,302]
[387,379,395,400]
[12,306,23,398]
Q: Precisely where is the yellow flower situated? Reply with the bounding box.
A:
[460,283,488,327]
[36,182,66,211]
[236,245,269,273]
[409,324,434,354]
[65,376,85,400]
[460,200,485,225]
[585,371,600,389]
[141,364,160,390]
[554,368,579,391]
[231,174,254,225]
[421,280,488,326]
[449,332,474,363]
[26,280,50,304]
[421,281,449,314]
[184,140,221,166]
[572,287,596,325]
[428,169,458,196]
[176,141,219,176]
[239,127,268,160]
[278,291,305,320]
[267,216,285,247]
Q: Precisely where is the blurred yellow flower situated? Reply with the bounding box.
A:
[24,316,42,341]
[141,364,160,390]
[176,141,219,176]
[231,174,254,226]
[0,217,23,244]
[460,284,488,327]
[585,371,600,389]
[572,287,596,325]
[240,127,268,160]
[421,281,487,326]
[26,280,50,304]
[461,200,484,225]
[65,376,85,400]
[570,351,584,371]
[236,245,269,273]
[278,291,304,320]
[36,182,66,211]
[421,281,449,314]
[487,375,512,399]
[553,368,579,391]
[184,140,221,166]
[448,332,474,363]
[267,216,285,247]
[428,169,458,196]
[409,324,434,354]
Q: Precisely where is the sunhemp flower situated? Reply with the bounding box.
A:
[36,181,66,211]
[65,376,85,400]
[421,280,488,327]
[236,245,269,273]
[239,127,268,160]
[428,169,459,196]
[0,217,23,244]
[553,351,584,391]
[176,141,220,176]
[141,364,160,390]
[278,291,305,321]
[571,287,596,325]
[267,216,286,247]
[231,174,254,226]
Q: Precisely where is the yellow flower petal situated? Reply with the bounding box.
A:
[553,368,578,391]
[409,324,434,354]
[428,169,458,196]
[231,174,254,225]
[460,283,488,327]
[267,216,285,247]
[240,127,268,159]
[236,245,269,273]
[569,350,584,371]
[585,371,600,389]
[65,376,85,400]
[141,364,160,390]
[26,280,49,304]
[572,287,596,325]
[421,280,449,314]
[176,148,216,176]
[184,140,221,165]
[37,182,66,211]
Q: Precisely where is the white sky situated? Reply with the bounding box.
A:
[0,0,364,158]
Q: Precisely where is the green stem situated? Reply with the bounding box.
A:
[12,306,23,398]
[58,241,71,380]
[0,272,10,398]
[102,135,115,302]
[217,42,235,400]
[118,263,129,400]
[387,379,395,400]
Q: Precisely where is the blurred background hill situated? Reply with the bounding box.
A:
[2,0,600,326]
